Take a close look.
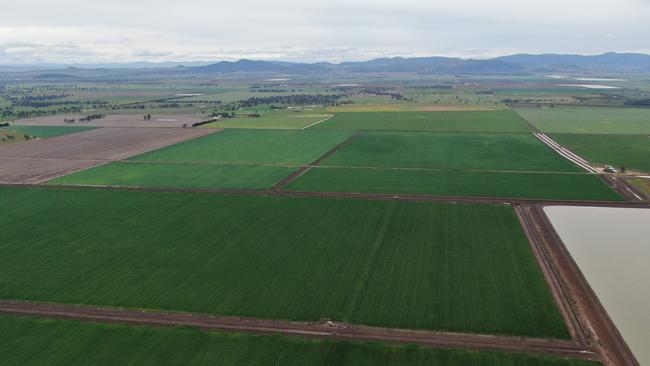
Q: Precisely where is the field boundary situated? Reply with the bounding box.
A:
[534,133,644,202]
[271,131,360,190]
[519,205,640,366]
[301,114,334,129]
[35,129,221,185]
[515,206,588,346]
[4,182,648,208]
[0,300,597,361]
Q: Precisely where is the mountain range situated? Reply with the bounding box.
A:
[2,52,650,80]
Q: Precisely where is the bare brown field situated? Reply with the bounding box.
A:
[13,114,205,128]
[0,127,215,184]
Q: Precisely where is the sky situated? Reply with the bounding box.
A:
[2,0,650,64]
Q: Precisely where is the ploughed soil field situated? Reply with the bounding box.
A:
[0,187,569,339]
[51,129,353,189]
[0,315,598,366]
[0,127,214,184]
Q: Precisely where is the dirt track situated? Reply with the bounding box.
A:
[272,131,360,190]
[516,205,640,366]
[0,128,215,184]
[4,182,647,210]
[0,300,597,361]
[534,133,646,203]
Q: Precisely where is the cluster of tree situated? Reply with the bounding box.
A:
[407,85,453,90]
[211,112,235,118]
[624,99,650,106]
[359,87,408,100]
[1,106,82,119]
[250,89,292,93]
[5,95,107,109]
[223,94,346,110]
[79,114,104,122]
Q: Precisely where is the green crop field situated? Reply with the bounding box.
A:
[0,187,568,338]
[321,131,582,172]
[287,168,623,201]
[313,110,532,132]
[129,129,353,165]
[0,125,94,139]
[202,113,331,129]
[517,106,650,134]
[629,178,650,196]
[0,316,598,366]
[49,162,296,190]
[551,134,650,173]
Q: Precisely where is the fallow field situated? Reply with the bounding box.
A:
[51,129,353,189]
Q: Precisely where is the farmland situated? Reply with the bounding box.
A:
[0,125,94,139]
[516,106,650,134]
[287,168,623,201]
[0,316,598,366]
[128,129,353,165]
[0,127,213,184]
[201,112,331,129]
[49,162,296,189]
[320,131,582,172]
[629,178,650,196]
[551,133,650,173]
[0,72,646,365]
[314,110,532,132]
[0,187,568,338]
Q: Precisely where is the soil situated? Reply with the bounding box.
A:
[0,127,216,184]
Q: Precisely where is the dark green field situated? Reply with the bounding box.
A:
[551,133,650,173]
[49,162,296,190]
[315,110,532,132]
[0,187,568,338]
[322,131,582,172]
[0,316,597,366]
[129,129,353,165]
[287,168,623,201]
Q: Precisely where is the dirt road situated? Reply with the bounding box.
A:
[0,300,597,361]
[516,205,639,366]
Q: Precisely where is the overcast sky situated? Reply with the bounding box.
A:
[2,0,650,64]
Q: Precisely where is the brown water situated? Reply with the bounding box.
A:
[544,206,650,365]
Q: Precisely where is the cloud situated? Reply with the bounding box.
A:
[0,0,648,63]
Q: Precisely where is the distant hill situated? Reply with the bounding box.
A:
[495,52,650,72]
[2,52,650,81]
[187,52,650,74]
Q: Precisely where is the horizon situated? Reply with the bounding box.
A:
[2,0,650,64]
[2,51,650,68]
